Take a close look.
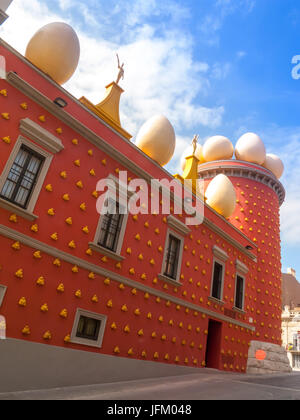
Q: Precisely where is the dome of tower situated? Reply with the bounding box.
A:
[25,22,80,85]
[235,132,266,165]
[136,115,176,166]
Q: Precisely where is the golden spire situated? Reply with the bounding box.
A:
[174,135,200,195]
[79,54,131,140]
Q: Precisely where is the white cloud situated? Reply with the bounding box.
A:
[0,0,226,175]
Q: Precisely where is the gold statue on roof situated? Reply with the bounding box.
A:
[116,53,125,85]
[192,134,199,155]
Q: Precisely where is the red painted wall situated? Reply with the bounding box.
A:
[0,42,281,374]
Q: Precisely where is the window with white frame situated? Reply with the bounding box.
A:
[159,216,190,285]
[90,175,129,260]
[0,285,7,308]
[234,259,248,311]
[234,274,245,310]
[97,198,125,253]
[0,119,63,218]
[0,144,45,209]
[163,233,182,280]
[70,309,107,348]
[210,245,228,301]
[211,261,224,300]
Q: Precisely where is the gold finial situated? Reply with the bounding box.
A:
[79,53,131,140]
[116,53,125,85]
[192,134,199,155]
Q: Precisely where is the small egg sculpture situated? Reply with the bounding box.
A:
[136,115,176,166]
[202,135,234,162]
[181,143,204,171]
[205,174,236,218]
[262,153,284,179]
[25,22,80,85]
[235,132,266,165]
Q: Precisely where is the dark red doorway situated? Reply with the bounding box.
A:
[205,319,222,369]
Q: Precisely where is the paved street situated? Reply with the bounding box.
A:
[1,370,300,400]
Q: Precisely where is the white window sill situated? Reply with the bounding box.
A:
[70,337,103,349]
[232,306,245,314]
[158,273,182,287]
[0,198,38,221]
[88,242,125,262]
[208,295,225,305]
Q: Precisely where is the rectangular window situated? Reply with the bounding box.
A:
[211,261,223,300]
[0,145,44,209]
[98,199,124,252]
[0,285,7,308]
[164,234,181,280]
[235,275,245,310]
[70,309,107,348]
[76,315,101,341]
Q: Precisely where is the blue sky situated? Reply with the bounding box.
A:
[1,0,300,278]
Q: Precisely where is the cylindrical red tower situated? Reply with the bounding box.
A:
[198,160,285,348]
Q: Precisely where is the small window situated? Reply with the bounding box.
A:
[164,234,181,280]
[211,261,224,300]
[98,199,125,253]
[0,145,44,209]
[0,285,7,308]
[76,315,101,341]
[235,275,245,310]
[70,309,107,348]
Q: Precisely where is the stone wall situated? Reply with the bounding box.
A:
[247,340,292,374]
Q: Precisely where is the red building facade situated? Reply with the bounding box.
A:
[0,38,285,374]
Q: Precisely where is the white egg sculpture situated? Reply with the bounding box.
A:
[136,115,176,166]
[25,22,80,85]
[235,132,266,165]
[262,153,284,179]
[181,144,204,171]
[205,174,236,218]
[202,135,234,162]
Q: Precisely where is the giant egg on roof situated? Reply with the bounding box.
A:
[202,135,234,162]
[205,174,236,218]
[235,132,266,165]
[262,153,284,179]
[25,22,80,85]
[136,115,176,166]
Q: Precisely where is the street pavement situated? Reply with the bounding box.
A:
[0,370,300,400]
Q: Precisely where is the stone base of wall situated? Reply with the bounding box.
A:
[247,341,292,374]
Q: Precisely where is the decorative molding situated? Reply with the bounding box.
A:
[19,118,64,154]
[198,162,285,206]
[212,245,229,262]
[167,215,191,236]
[236,259,249,275]
[0,223,255,331]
